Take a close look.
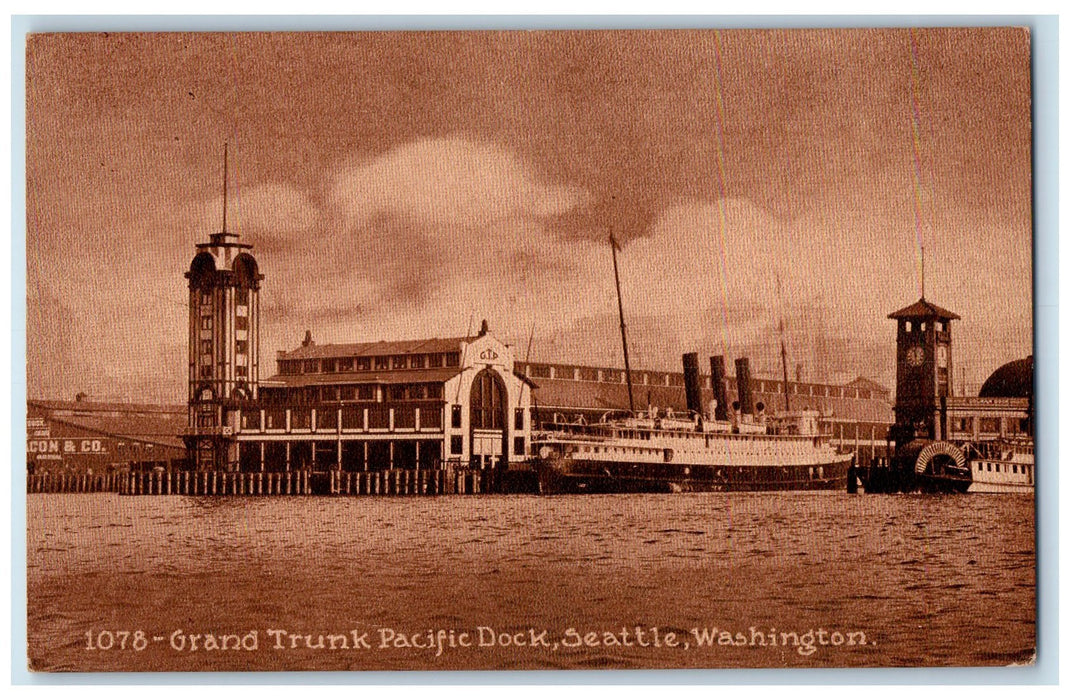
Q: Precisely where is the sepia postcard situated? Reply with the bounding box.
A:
[24,27,1037,674]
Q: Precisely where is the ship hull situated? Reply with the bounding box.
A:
[535,455,853,494]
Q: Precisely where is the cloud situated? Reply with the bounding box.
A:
[332,136,588,229]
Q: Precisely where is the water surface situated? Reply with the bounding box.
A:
[27,492,1035,671]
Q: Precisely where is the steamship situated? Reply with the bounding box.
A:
[532,366,853,495]
[531,237,853,494]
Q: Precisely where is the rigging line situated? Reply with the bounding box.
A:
[709,29,732,360]
[908,28,928,299]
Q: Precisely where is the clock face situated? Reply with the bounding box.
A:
[906,346,925,367]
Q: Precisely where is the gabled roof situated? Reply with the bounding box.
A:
[27,400,187,450]
[279,336,474,361]
[887,298,960,320]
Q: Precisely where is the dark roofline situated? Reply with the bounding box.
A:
[277,336,476,360]
[887,297,961,320]
[28,399,186,414]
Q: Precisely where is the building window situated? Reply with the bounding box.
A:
[530,364,551,378]
[200,291,212,305]
[235,340,248,354]
[392,355,408,369]
[357,385,376,401]
[410,354,425,369]
[445,352,460,367]
[394,407,416,430]
[514,436,525,456]
[340,386,356,401]
[374,356,389,370]
[303,360,319,373]
[389,385,407,401]
[235,316,249,331]
[341,406,362,430]
[235,287,249,305]
[368,406,389,429]
[579,367,598,381]
[201,340,212,354]
[470,371,504,430]
[235,366,248,377]
[241,411,261,430]
[451,405,462,429]
[199,366,213,378]
[428,353,444,368]
[201,316,212,330]
[515,408,525,430]
[317,409,338,431]
[980,417,1001,433]
[338,358,353,372]
[357,357,372,371]
[291,409,312,430]
[450,435,463,455]
[265,409,286,430]
[322,358,337,373]
[421,407,443,429]
[427,383,443,399]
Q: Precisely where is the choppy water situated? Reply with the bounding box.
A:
[27,492,1034,672]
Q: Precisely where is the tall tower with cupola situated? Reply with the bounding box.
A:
[888,297,959,442]
[184,145,262,470]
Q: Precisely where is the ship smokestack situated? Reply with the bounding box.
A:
[682,353,703,417]
[735,357,755,415]
[709,355,729,421]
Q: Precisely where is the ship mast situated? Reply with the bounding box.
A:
[610,233,636,414]
[776,274,791,413]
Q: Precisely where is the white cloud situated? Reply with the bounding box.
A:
[332,136,587,229]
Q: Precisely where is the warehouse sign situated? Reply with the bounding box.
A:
[27,438,108,454]
[26,417,109,455]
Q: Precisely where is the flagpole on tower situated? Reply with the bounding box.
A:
[222,142,228,234]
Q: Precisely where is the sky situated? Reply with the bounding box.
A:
[25,28,1033,403]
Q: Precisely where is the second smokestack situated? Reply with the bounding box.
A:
[710,355,729,421]
[735,357,755,415]
[682,353,703,417]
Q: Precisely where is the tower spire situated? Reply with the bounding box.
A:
[920,244,925,300]
[222,142,228,234]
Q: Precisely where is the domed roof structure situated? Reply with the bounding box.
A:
[978,356,1033,398]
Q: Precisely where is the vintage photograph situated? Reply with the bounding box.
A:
[25,28,1034,672]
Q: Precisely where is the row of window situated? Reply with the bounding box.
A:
[199,315,250,331]
[200,289,251,305]
[261,383,445,404]
[248,405,444,432]
[900,319,949,334]
[520,364,876,400]
[278,352,462,375]
[198,365,249,378]
[976,462,1032,477]
[237,404,526,433]
[952,416,1030,434]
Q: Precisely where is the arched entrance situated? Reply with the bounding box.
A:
[469,369,508,483]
